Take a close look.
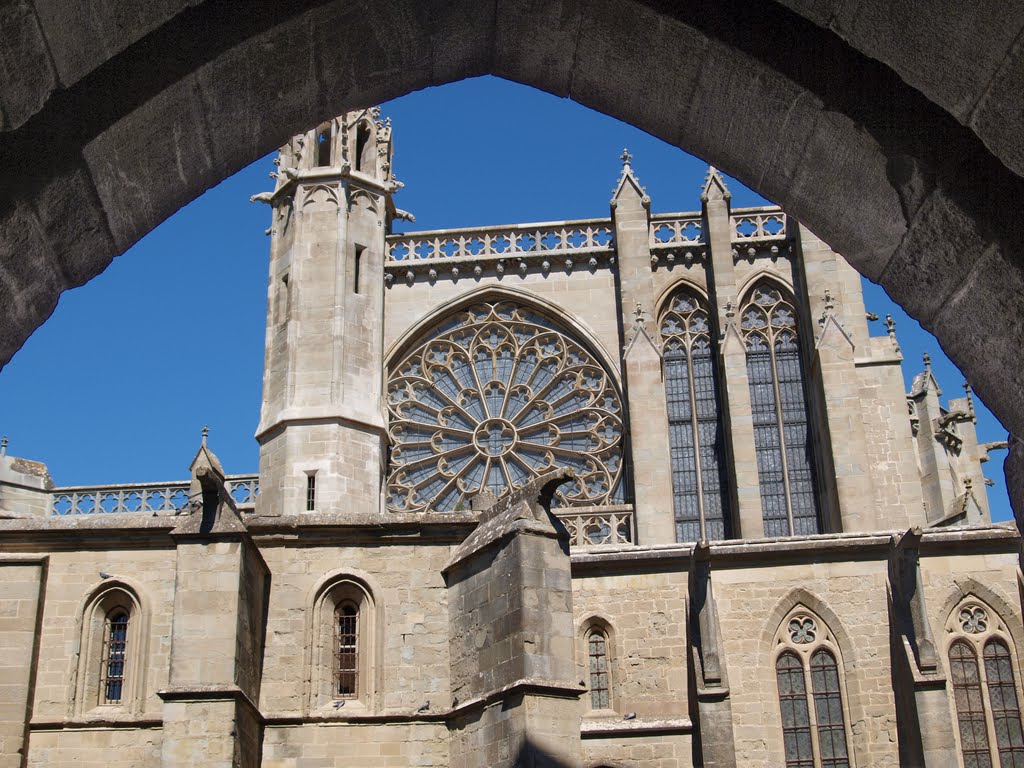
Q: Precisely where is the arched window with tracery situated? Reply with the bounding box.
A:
[773,608,852,768]
[945,600,1024,767]
[659,287,731,541]
[387,301,625,513]
[740,281,820,536]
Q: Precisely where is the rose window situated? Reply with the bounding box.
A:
[387,301,625,512]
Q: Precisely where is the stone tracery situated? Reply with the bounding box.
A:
[386,301,625,513]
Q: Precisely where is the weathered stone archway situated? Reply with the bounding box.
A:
[3,0,1023,488]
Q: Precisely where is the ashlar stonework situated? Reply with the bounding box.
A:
[0,110,1018,767]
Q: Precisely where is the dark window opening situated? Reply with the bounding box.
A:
[335,603,359,698]
[355,123,373,174]
[306,473,316,511]
[100,610,129,704]
[353,245,365,295]
[315,123,332,167]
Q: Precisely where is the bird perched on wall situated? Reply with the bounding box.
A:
[333,700,345,709]
[623,712,636,720]
[99,571,112,579]
[417,701,430,712]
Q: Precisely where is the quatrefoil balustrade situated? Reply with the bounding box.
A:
[386,301,625,513]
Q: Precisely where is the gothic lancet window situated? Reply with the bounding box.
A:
[740,281,821,536]
[946,600,1024,767]
[387,301,625,512]
[310,577,376,711]
[588,627,611,709]
[773,608,851,768]
[100,610,129,705]
[660,288,731,541]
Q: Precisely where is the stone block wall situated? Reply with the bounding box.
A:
[262,722,449,768]
[0,558,45,767]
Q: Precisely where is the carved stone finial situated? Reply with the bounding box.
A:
[724,301,736,321]
[964,381,977,423]
[822,289,835,313]
[964,476,974,491]
[923,351,932,372]
[201,425,209,447]
[0,436,7,458]
[621,148,633,167]
[633,302,646,327]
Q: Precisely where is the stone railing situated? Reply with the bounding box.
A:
[386,219,615,265]
[731,208,786,242]
[649,214,704,248]
[557,505,634,547]
[51,475,260,516]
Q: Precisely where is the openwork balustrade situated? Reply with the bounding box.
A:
[731,209,787,242]
[51,475,260,516]
[386,219,614,265]
[557,505,634,547]
[650,214,704,248]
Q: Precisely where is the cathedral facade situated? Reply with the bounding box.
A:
[0,111,1018,768]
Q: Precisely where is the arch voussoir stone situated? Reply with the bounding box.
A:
[1,0,1023,476]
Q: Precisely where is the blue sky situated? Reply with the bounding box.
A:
[0,76,1010,521]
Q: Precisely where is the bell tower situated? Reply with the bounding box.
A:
[253,108,398,515]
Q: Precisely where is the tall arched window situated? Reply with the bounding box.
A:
[946,600,1024,766]
[74,582,146,715]
[387,301,625,512]
[773,608,851,768]
[587,627,611,710]
[740,281,820,536]
[335,602,359,698]
[659,288,731,541]
[100,610,130,704]
[309,576,377,712]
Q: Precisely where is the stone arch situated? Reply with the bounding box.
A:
[735,270,796,307]
[759,587,857,672]
[937,576,1024,655]
[69,577,150,717]
[653,276,712,321]
[4,0,1024,457]
[384,284,624,391]
[304,570,383,713]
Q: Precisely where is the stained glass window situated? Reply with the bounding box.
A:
[387,301,625,512]
[951,639,994,768]
[777,651,814,768]
[588,628,610,709]
[660,289,731,542]
[335,602,359,698]
[810,649,850,768]
[740,282,820,536]
[100,610,129,705]
[985,639,1024,766]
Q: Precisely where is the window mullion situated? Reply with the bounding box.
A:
[769,343,795,536]
[686,345,706,539]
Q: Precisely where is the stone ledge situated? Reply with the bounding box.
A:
[580,716,693,737]
[30,718,163,731]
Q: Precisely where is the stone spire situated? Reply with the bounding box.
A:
[701,165,731,205]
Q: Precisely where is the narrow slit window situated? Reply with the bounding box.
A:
[588,628,610,709]
[335,603,359,698]
[100,610,129,705]
[278,273,290,325]
[315,122,332,167]
[306,473,316,511]
[355,123,372,173]
[353,244,365,295]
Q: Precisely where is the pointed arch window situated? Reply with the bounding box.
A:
[740,282,820,536]
[386,301,625,512]
[309,576,377,712]
[587,627,611,709]
[100,610,129,704]
[660,288,731,541]
[773,609,851,768]
[334,602,359,698]
[946,601,1024,767]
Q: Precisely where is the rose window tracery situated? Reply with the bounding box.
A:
[386,301,625,512]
